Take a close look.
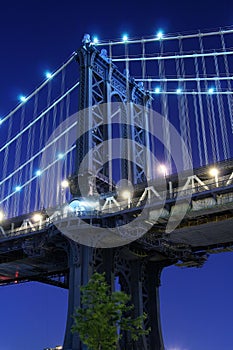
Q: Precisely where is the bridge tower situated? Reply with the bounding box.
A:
[63,34,167,350]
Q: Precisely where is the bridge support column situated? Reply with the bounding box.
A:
[63,242,93,350]
[118,257,167,350]
[63,241,168,350]
[142,261,166,350]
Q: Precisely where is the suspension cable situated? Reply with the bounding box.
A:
[1,53,75,125]
[0,81,80,154]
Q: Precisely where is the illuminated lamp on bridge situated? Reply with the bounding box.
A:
[19,95,27,103]
[121,190,132,200]
[57,153,64,159]
[120,189,133,208]
[61,179,69,189]
[32,213,43,222]
[208,87,215,94]
[69,198,99,213]
[122,34,128,42]
[92,36,99,44]
[209,167,219,187]
[35,169,42,176]
[45,71,53,79]
[156,30,164,40]
[0,211,4,222]
[32,213,44,230]
[154,86,161,94]
[158,164,168,177]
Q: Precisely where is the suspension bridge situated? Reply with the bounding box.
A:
[0,27,233,350]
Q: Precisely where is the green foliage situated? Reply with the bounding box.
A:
[71,272,150,350]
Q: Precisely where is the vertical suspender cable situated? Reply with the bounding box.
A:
[13,105,26,216]
[220,32,233,134]
[44,79,52,146]
[193,91,203,168]
[124,42,132,184]
[64,93,71,204]
[209,90,220,161]
[141,38,151,181]
[31,93,39,213]
[213,53,230,159]
[1,112,13,216]
[199,34,217,164]
[158,40,171,172]
[141,39,146,82]
[194,53,208,166]
[58,67,66,204]
[24,95,37,214]
[179,37,192,169]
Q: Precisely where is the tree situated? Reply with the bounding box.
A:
[72,272,150,350]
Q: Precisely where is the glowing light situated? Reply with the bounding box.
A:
[61,179,69,188]
[157,31,164,39]
[15,186,21,192]
[122,34,128,42]
[45,71,52,79]
[32,213,43,222]
[58,153,64,159]
[208,87,214,94]
[0,211,4,221]
[19,95,27,103]
[69,199,98,212]
[176,88,182,94]
[154,87,161,94]
[121,190,132,200]
[209,167,219,177]
[0,119,2,125]
[35,170,42,176]
[14,270,19,283]
[158,164,168,176]
[93,36,99,44]
[69,200,83,211]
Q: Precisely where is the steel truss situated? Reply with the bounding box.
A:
[63,35,167,350]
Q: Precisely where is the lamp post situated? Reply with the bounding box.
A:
[121,190,132,208]
[32,213,43,229]
[158,164,167,177]
[209,167,219,187]
[61,179,69,203]
[0,211,4,222]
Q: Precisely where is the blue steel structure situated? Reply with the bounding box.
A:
[0,33,233,350]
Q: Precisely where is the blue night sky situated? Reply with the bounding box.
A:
[0,1,233,349]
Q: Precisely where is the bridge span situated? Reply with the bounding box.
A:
[0,158,233,282]
[1,30,233,349]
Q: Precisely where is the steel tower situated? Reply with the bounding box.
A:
[63,35,167,350]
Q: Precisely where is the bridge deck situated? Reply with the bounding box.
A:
[0,160,233,284]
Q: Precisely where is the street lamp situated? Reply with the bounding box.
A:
[209,167,219,187]
[61,180,69,204]
[33,213,42,222]
[32,213,43,228]
[0,211,4,222]
[61,179,69,188]
[158,164,167,177]
[121,190,132,208]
